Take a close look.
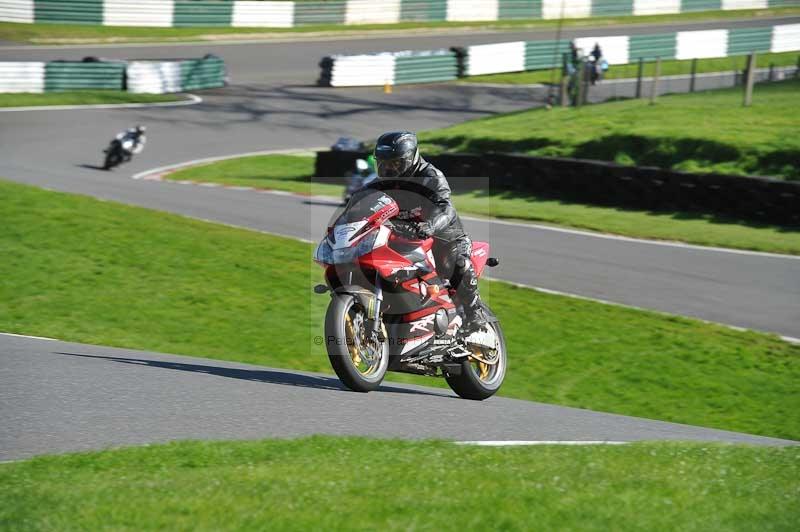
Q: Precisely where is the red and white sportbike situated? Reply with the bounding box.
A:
[314,190,507,400]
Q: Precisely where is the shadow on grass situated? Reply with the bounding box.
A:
[55,352,451,398]
[467,188,800,234]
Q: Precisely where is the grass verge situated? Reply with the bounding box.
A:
[2,437,799,530]
[421,79,800,180]
[2,178,799,440]
[0,90,185,108]
[1,8,798,44]
[167,154,800,255]
[464,51,800,85]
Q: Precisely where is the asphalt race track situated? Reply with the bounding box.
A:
[2,82,798,338]
[1,18,799,457]
[1,333,794,461]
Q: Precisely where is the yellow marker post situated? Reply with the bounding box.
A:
[384,80,393,94]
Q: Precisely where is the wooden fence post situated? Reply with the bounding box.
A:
[743,52,757,107]
[649,57,661,105]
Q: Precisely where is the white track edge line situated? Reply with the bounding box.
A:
[131,147,326,180]
[455,441,629,446]
[0,332,58,341]
[485,277,800,345]
[461,216,800,260]
[133,151,800,261]
[0,94,202,113]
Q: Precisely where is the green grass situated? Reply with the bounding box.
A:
[0,90,185,108]
[168,154,800,255]
[421,79,800,180]
[1,7,798,44]
[2,178,799,440]
[2,437,799,530]
[464,51,800,85]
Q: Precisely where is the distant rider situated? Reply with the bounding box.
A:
[116,125,147,158]
[363,131,487,331]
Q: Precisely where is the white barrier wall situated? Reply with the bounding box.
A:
[722,0,768,10]
[0,62,44,92]
[633,0,681,16]
[127,61,182,93]
[771,23,800,53]
[543,0,591,20]
[466,41,526,76]
[104,0,173,27]
[233,1,294,27]
[446,0,499,22]
[0,0,33,23]
[328,54,395,86]
[345,0,401,24]
[676,29,729,59]
[573,36,630,65]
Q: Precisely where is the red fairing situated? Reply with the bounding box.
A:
[471,241,490,278]
[359,245,413,278]
[367,200,400,227]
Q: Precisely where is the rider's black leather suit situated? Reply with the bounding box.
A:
[364,158,481,313]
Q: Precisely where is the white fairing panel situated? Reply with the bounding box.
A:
[330,221,369,249]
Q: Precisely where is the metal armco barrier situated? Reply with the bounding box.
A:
[2,1,798,27]
[0,55,226,93]
[315,150,800,225]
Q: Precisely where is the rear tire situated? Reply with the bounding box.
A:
[446,319,507,401]
[325,294,388,392]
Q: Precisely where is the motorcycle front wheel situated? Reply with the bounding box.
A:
[446,318,507,401]
[324,294,388,392]
[103,150,120,170]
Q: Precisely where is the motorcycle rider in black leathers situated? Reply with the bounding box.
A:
[365,131,487,330]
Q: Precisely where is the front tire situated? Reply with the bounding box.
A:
[325,294,388,392]
[446,319,507,401]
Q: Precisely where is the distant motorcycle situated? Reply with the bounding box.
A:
[103,125,146,170]
[343,158,377,204]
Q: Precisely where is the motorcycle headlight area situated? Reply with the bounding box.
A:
[315,230,380,265]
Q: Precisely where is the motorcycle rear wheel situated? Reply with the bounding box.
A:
[446,319,507,401]
[325,294,388,392]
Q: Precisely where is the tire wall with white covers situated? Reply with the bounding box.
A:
[461,22,800,78]
[0,56,226,94]
[1,0,797,27]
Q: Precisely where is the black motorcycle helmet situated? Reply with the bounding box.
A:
[374,131,420,178]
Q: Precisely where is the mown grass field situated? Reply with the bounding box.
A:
[464,51,800,85]
[1,7,797,44]
[2,437,798,530]
[421,79,800,180]
[0,90,185,108]
[2,179,799,440]
[168,154,800,255]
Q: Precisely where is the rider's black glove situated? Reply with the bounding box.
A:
[415,221,434,239]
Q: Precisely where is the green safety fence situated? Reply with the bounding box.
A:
[628,33,678,61]
[44,60,125,91]
[180,55,226,90]
[728,27,774,56]
[394,50,458,84]
[34,0,103,24]
[525,40,571,70]
[591,0,633,17]
[680,0,722,12]
[173,0,234,27]
[399,0,448,22]
[293,0,347,25]
[498,0,542,20]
